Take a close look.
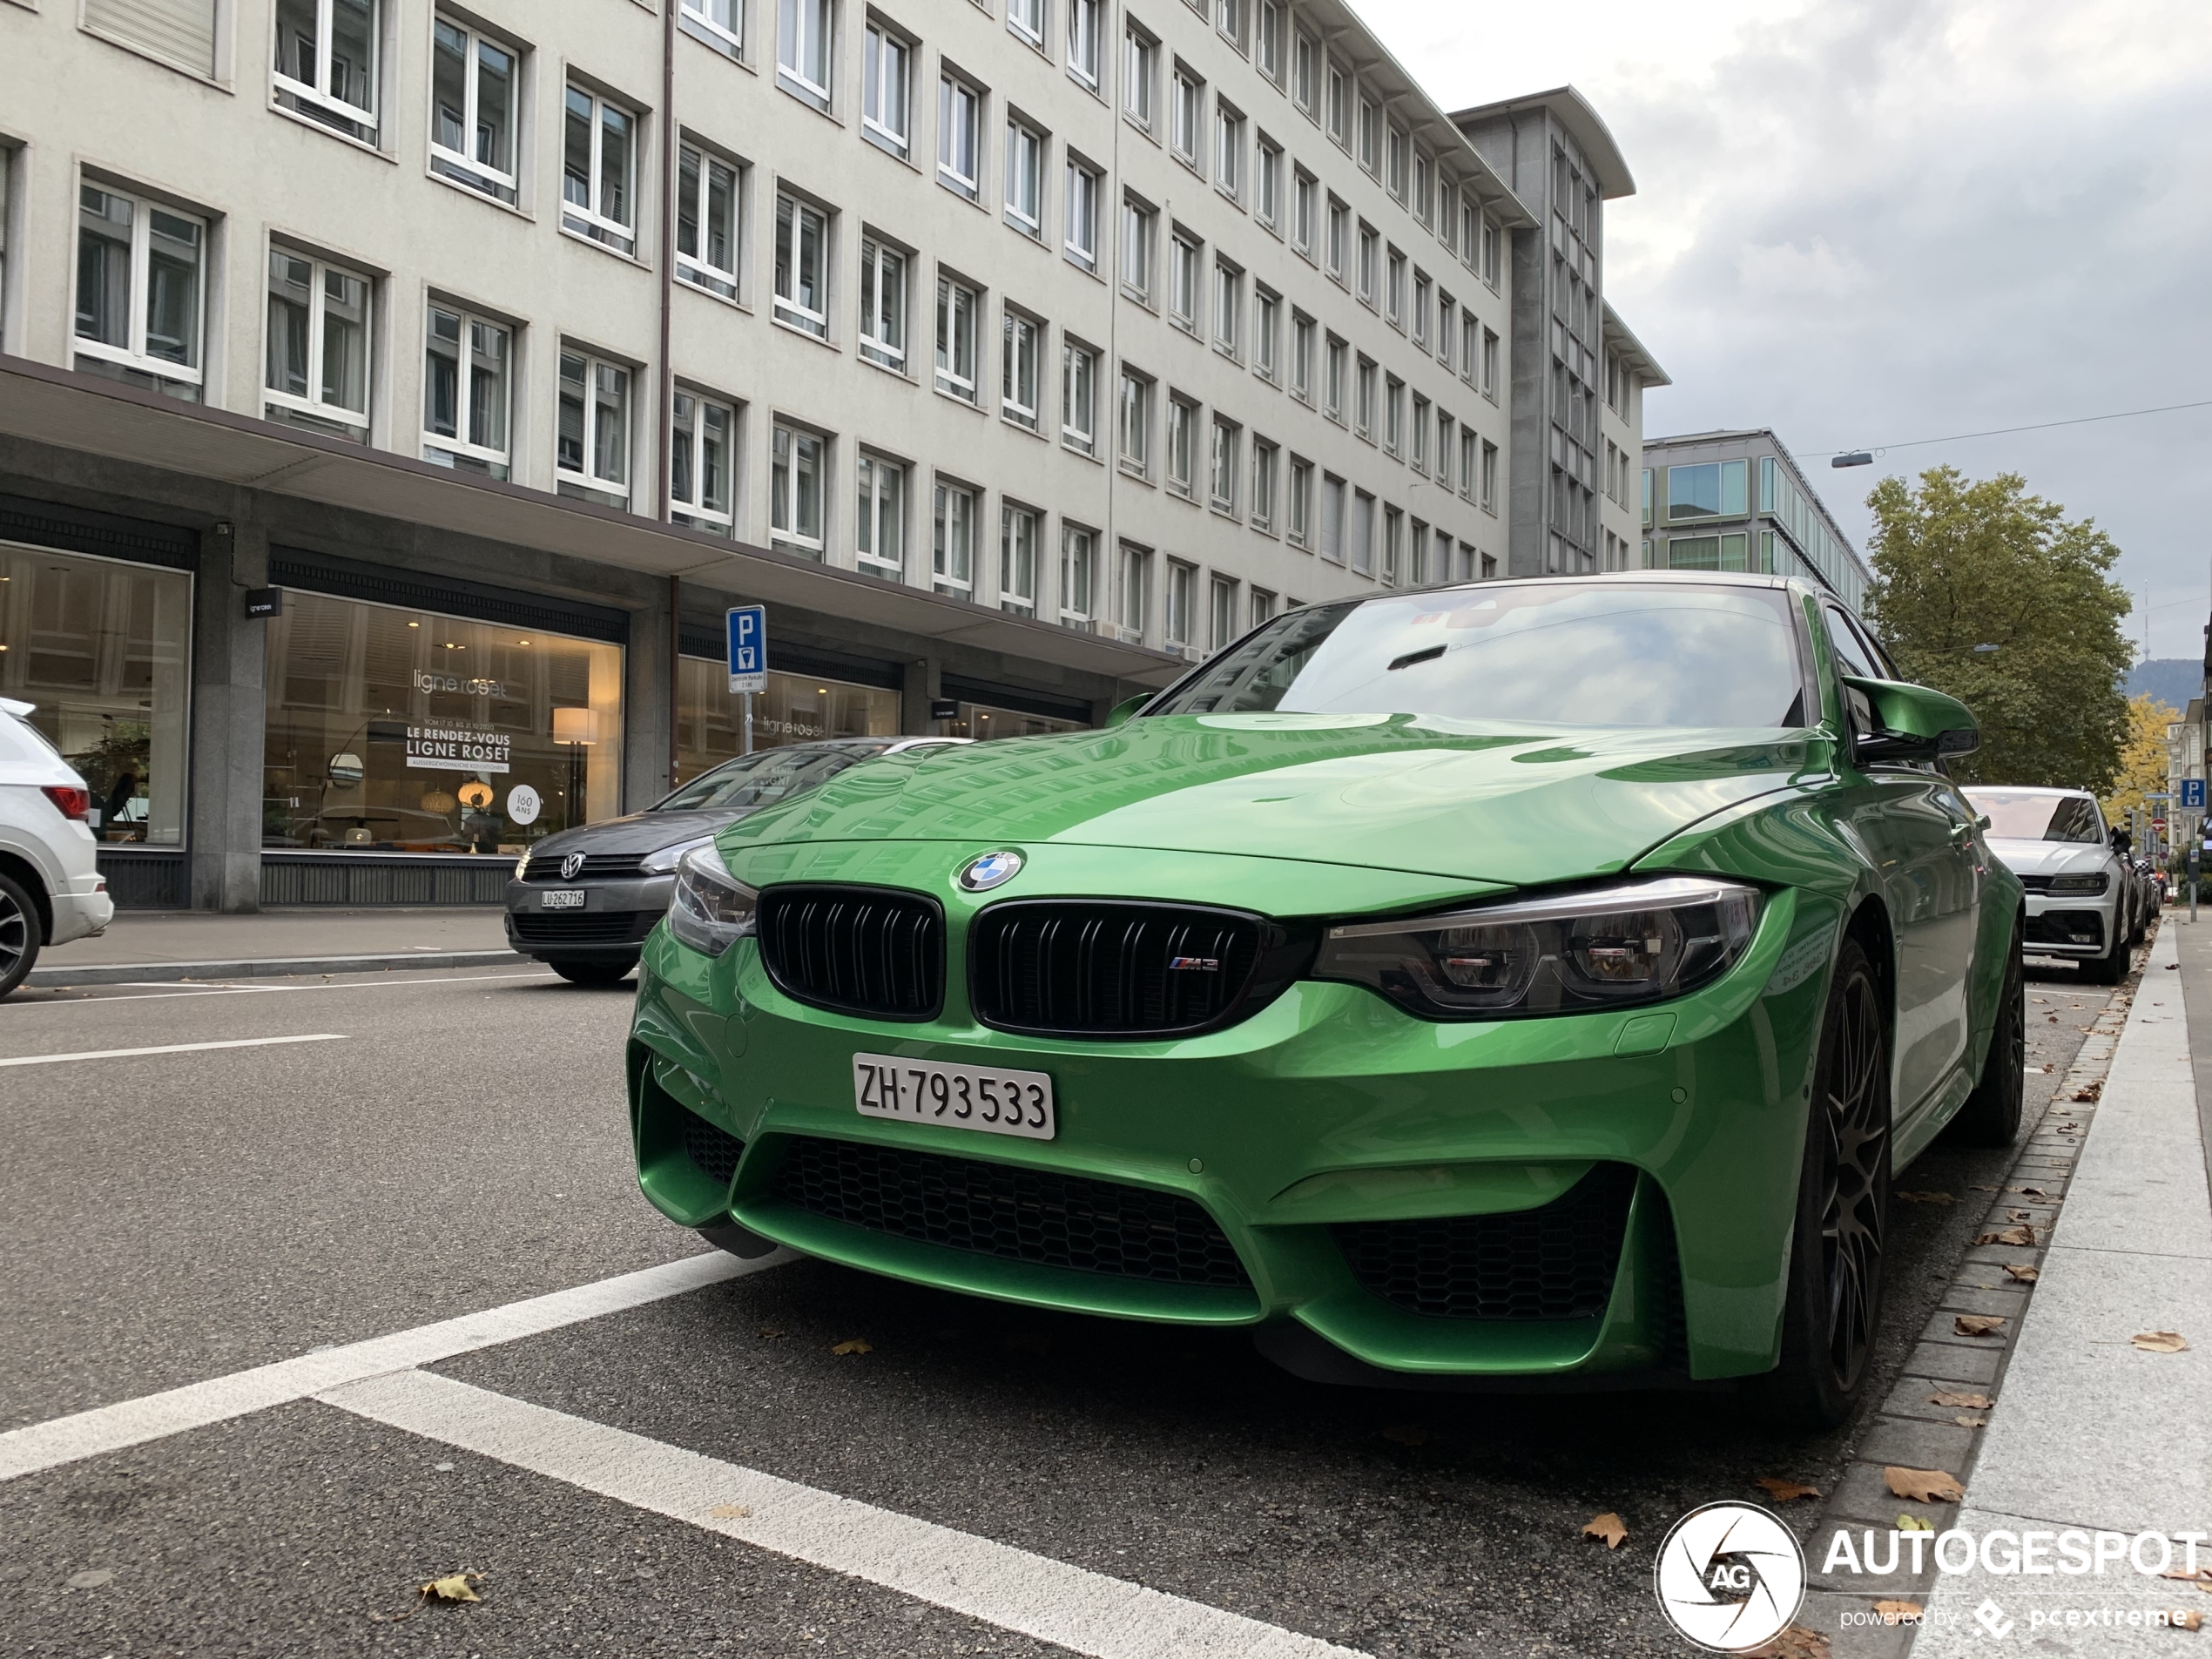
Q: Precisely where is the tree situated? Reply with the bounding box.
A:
[1863,466,2133,793]
[2101,692,2178,830]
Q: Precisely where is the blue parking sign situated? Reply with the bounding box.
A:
[2183,779,2206,810]
[727,605,766,694]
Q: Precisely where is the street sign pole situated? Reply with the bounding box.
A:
[726,604,767,759]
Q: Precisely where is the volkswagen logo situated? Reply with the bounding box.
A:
[561,851,586,881]
[957,849,1024,892]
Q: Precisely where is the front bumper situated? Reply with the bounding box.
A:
[503,875,673,961]
[627,878,1840,1384]
[2021,887,2117,957]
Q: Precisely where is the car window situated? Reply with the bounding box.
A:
[0,711,61,766]
[656,747,868,812]
[1147,583,1808,728]
[1822,606,1878,679]
[1966,790,2106,844]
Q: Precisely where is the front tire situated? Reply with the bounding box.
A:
[1946,923,2023,1147]
[2078,924,2129,985]
[0,873,44,999]
[1760,936,1891,1431]
[550,957,637,987]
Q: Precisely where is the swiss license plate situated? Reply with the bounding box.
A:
[540,888,587,909]
[853,1053,1055,1141]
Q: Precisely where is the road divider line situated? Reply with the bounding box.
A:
[0,1034,350,1068]
[0,1250,786,1483]
[320,1369,1368,1659]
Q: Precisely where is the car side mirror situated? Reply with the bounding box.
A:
[1104,693,1151,728]
[1841,675,1979,765]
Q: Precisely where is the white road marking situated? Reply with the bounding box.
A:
[0,1250,785,1482]
[0,1034,350,1068]
[322,1369,1369,1659]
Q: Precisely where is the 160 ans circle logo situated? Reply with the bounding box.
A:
[958,850,1025,892]
[1654,1502,1806,1652]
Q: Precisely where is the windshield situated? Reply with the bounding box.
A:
[1966,790,2106,844]
[655,745,874,812]
[1146,583,1808,726]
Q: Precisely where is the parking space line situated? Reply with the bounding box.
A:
[0,1250,786,1483]
[0,1034,349,1067]
[320,1368,1368,1659]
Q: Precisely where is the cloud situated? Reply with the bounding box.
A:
[1351,0,2212,655]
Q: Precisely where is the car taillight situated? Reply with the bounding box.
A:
[41,785,91,821]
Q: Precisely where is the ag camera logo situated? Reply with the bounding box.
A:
[1654,1502,1806,1652]
[958,849,1025,892]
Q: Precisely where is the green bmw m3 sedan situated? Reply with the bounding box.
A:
[625,573,2026,1426]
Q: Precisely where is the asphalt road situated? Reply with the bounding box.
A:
[0,950,2128,1657]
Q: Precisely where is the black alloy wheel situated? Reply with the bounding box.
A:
[0,872,44,999]
[1946,924,2024,1147]
[1762,935,1891,1429]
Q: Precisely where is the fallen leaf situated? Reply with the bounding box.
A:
[367,1609,415,1624]
[708,1504,753,1520]
[1755,1476,1822,1502]
[2133,1331,2189,1352]
[1895,1190,1956,1204]
[1928,1390,1993,1408]
[1897,1514,1936,1533]
[2160,1568,2212,1584]
[1871,1601,1925,1626]
[2002,1264,2040,1283]
[1581,1512,1628,1549]
[756,1325,786,1339]
[831,1338,874,1355]
[2070,1079,2105,1103]
[1885,1467,1966,1503]
[1380,1424,1431,1447]
[2006,1208,2034,1223]
[1954,1314,2007,1338]
[2176,1609,2206,1631]
[1970,1184,2000,1191]
[1749,1623,1831,1658]
[1953,1413,1989,1427]
[419,1572,482,1603]
[2007,1186,2054,1199]
[1978,1225,2037,1246]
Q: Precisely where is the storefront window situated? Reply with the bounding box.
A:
[675,658,900,784]
[0,542,192,845]
[262,589,623,853]
[941,702,1085,740]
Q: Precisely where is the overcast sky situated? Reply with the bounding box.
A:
[1352,0,2212,660]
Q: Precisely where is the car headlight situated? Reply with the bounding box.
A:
[667,842,759,957]
[2045,872,2108,896]
[641,834,714,875]
[1313,876,1762,1021]
[515,853,530,880]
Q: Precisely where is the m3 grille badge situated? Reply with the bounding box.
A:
[1168,955,1220,972]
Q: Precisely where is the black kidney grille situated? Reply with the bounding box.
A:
[1334,1163,1638,1321]
[772,1136,1250,1288]
[682,1109,745,1187]
[759,886,946,1022]
[970,900,1285,1036]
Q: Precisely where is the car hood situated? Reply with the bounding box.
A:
[526,806,745,858]
[1984,839,2114,879]
[721,712,1831,887]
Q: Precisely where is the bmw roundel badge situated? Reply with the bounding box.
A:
[958,849,1025,892]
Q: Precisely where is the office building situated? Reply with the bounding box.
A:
[0,0,1657,908]
[1639,429,1871,611]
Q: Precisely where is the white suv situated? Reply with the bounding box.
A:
[1965,786,2135,984]
[0,698,117,996]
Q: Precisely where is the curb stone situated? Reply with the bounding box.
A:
[25,949,529,988]
[1795,944,2137,1657]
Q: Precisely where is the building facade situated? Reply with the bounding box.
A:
[0,0,1655,909]
[1638,429,1870,612]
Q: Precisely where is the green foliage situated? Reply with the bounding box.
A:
[1863,466,2132,793]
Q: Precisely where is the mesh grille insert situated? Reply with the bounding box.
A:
[511,910,658,944]
[759,887,946,1022]
[970,900,1304,1037]
[1334,1163,1637,1321]
[772,1136,1250,1288]
[682,1110,745,1186]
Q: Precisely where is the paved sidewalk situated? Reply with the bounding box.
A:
[29,907,517,986]
[1911,921,2212,1654]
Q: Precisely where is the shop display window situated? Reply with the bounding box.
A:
[675,658,900,785]
[0,542,191,845]
[262,589,622,853]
